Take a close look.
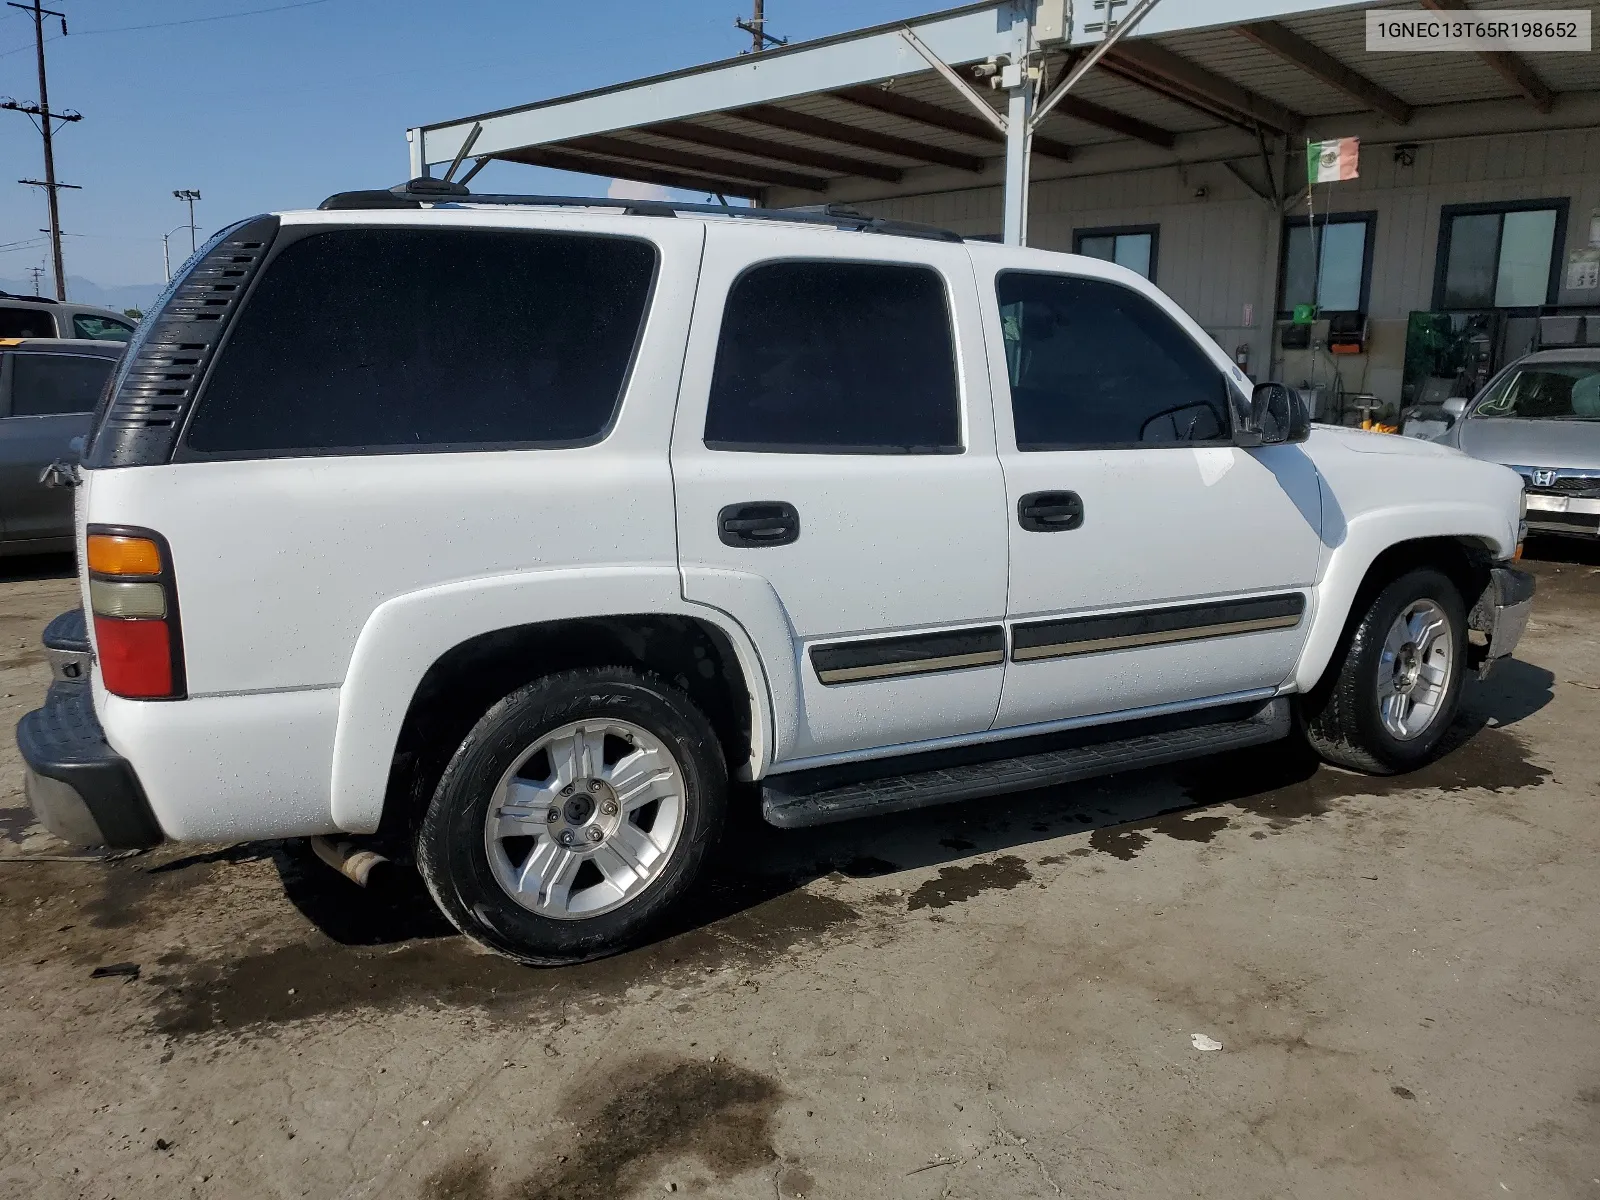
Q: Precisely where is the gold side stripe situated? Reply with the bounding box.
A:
[815,649,1005,685]
[1012,613,1302,663]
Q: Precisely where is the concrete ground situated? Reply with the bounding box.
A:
[1,544,1596,1200]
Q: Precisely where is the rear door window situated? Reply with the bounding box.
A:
[183,227,657,455]
[704,260,961,453]
[9,352,116,416]
[0,307,58,339]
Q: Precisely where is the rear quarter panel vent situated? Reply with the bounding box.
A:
[85,215,281,468]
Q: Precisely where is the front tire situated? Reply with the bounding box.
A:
[417,667,727,965]
[1301,567,1466,774]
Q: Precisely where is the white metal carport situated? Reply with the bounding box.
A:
[411,1,1600,411]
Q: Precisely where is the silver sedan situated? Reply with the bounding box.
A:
[1434,349,1600,540]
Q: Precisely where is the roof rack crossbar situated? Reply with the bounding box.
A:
[318,181,963,243]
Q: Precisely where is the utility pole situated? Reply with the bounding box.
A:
[173,190,201,254]
[734,0,785,53]
[2,1,80,301]
[26,263,45,296]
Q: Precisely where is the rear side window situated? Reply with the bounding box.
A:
[9,353,116,416]
[73,314,134,342]
[0,306,57,339]
[997,272,1230,450]
[184,227,656,455]
[704,260,961,453]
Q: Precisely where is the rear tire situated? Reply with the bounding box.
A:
[1300,567,1466,774]
[417,666,727,965]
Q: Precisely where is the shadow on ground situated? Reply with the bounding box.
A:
[0,551,76,584]
[112,648,1555,1039]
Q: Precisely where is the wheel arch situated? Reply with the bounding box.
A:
[326,568,773,834]
[1294,527,1500,695]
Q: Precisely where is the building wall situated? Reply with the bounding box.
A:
[859,127,1600,413]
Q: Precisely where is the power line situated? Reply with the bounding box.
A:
[0,0,333,54]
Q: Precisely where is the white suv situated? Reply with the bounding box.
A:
[18,181,1533,965]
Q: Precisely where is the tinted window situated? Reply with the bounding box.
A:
[10,352,116,416]
[73,314,134,342]
[185,227,656,454]
[705,260,960,453]
[1280,216,1370,314]
[997,272,1230,449]
[1438,203,1562,309]
[1074,228,1156,281]
[0,306,57,339]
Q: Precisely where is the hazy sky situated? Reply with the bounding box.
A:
[0,0,935,289]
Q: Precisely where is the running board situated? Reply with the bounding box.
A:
[761,698,1291,829]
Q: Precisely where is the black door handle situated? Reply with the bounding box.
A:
[1018,490,1084,532]
[718,501,799,548]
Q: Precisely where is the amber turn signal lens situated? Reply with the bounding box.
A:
[86,534,163,577]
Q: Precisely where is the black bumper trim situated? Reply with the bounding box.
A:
[16,686,163,849]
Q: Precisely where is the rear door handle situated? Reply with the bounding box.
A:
[718,501,800,548]
[1018,490,1084,532]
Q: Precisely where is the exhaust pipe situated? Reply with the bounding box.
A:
[310,836,389,887]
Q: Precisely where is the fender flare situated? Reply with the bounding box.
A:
[327,566,785,832]
[1292,501,1515,694]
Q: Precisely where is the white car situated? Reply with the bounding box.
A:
[18,181,1533,965]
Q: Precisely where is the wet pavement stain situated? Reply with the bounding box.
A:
[1085,725,1549,860]
[906,855,1031,911]
[422,1055,780,1200]
[150,885,860,1039]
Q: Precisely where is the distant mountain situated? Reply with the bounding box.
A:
[0,276,165,314]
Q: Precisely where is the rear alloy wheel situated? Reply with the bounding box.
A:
[1301,567,1467,774]
[418,667,727,965]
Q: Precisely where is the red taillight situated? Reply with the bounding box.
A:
[93,616,174,698]
[86,527,185,700]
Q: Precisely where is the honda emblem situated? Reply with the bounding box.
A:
[1532,469,1555,487]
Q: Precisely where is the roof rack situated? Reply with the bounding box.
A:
[317,178,963,244]
[0,290,58,304]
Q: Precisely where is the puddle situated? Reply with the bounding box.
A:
[906,855,1031,910]
[1087,725,1549,860]
[423,1054,780,1200]
[150,886,859,1039]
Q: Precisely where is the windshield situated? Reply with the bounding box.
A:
[1473,362,1600,420]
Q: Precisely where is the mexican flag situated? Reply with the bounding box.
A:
[1308,137,1359,183]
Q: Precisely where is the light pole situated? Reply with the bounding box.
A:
[173,189,200,254]
[161,223,192,281]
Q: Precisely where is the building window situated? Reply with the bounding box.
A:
[1278,212,1374,316]
[1434,199,1567,310]
[1074,226,1158,281]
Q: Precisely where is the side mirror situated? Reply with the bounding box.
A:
[1442,396,1469,418]
[1241,382,1311,447]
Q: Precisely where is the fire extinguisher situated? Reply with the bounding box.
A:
[1234,343,1250,373]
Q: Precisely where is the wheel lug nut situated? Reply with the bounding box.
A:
[558,830,575,847]
[547,807,561,823]
[561,784,573,797]
[600,799,618,816]
[585,826,603,843]
[588,780,601,792]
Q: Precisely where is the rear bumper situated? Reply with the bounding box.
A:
[1471,565,1535,678]
[16,683,163,849]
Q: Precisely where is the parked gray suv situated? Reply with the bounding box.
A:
[0,339,123,556]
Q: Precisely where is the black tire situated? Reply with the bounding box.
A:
[417,666,727,965]
[1300,567,1467,775]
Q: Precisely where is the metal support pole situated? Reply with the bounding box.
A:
[407,128,427,179]
[1002,79,1032,246]
[1001,2,1033,247]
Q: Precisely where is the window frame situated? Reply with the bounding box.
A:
[702,255,966,456]
[1432,197,1569,312]
[995,268,1241,453]
[1276,210,1376,319]
[173,224,662,462]
[1072,224,1160,283]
